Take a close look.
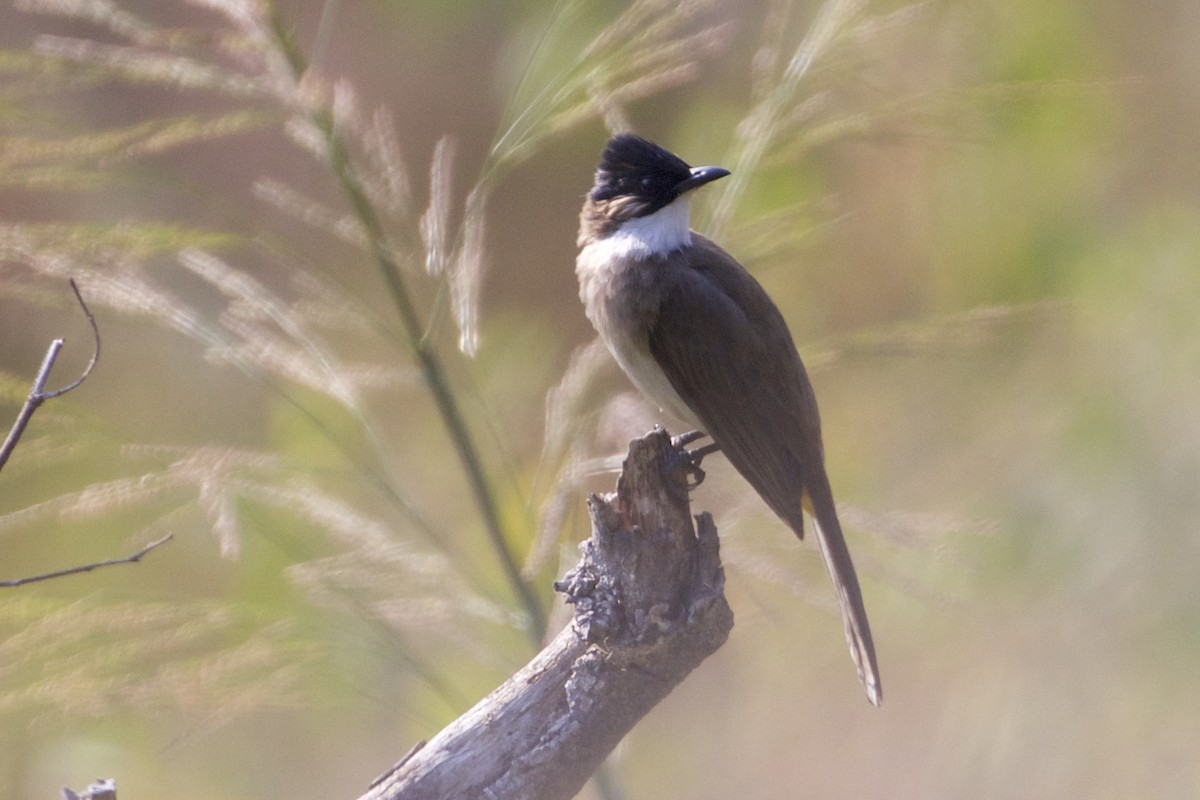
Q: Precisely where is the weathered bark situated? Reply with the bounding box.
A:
[362,428,732,800]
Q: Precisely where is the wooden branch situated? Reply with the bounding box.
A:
[363,428,733,800]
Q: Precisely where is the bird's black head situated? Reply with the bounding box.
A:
[587,134,730,224]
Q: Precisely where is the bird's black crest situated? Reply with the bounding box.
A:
[590,133,693,206]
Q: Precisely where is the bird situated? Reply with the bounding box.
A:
[575,132,881,705]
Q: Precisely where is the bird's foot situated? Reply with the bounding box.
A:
[668,432,721,490]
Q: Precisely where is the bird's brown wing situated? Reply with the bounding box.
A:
[647,236,881,705]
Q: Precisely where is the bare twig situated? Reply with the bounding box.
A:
[0,279,101,472]
[0,534,174,588]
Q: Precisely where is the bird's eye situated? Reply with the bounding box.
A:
[639,177,656,193]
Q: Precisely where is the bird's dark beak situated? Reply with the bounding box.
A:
[674,165,731,194]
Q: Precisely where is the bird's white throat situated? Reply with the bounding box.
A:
[575,194,701,428]
[595,197,692,260]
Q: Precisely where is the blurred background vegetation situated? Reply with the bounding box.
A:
[1,0,1198,797]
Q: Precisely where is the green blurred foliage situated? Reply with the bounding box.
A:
[1,0,1198,798]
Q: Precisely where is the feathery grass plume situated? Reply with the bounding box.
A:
[281,113,327,160]
[0,222,237,260]
[0,244,223,350]
[0,436,484,606]
[0,49,106,100]
[534,338,613,497]
[1,0,732,753]
[704,0,1076,242]
[282,269,399,346]
[360,108,412,217]
[833,508,1000,610]
[0,594,312,728]
[0,129,241,200]
[419,136,456,279]
[524,338,613,576]
[0,445,274,556]
[14,0,155,44]
[486,0,729,177]
[803,301,1075,370]
[0,112,272,168]
[180,248,361,407]
[706,0,877,237]
[838,507,1000,555]
[0,470,182,534]
[32,35,272,96]
[288,546,517,662]
[441,0,730,353]
[259,34,550,630]
[720,499,996,613]
[252,178,368,247]
[390,0,736,360]
[451,185,487,356]
[523,445,587,580]
[330,78,365,137]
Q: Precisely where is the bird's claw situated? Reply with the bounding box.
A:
[669,433,720,490]
[680,458,706,489]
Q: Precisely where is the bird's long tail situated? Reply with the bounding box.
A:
[800,478,882,706]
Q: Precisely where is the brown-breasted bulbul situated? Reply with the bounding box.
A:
[576,133,881,705]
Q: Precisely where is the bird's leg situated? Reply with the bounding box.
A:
[668,431,721,489]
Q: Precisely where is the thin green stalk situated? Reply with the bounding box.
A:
[267,10,547,644]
